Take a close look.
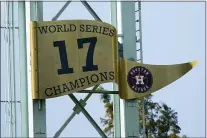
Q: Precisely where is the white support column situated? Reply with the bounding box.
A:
[0,3,1,137]
[110,2,121,138]
[25,1,46,137]
[18,2,29,137]
[117,2,140,137]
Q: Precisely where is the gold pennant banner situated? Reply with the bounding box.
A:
[30,20,198,100]
[118,58,198,100]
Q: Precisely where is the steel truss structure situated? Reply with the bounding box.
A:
[0,1,144,137]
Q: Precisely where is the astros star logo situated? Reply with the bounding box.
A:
[127,66,153,93]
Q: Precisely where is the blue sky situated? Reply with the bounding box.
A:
[1,1,206,137]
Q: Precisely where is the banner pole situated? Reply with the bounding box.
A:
[118,2,140,137]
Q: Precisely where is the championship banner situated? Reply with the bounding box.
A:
[30,20,198,100]
[30,20,118,99]
[118,58,198,99]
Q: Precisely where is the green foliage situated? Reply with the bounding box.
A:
[99,86,114,136]
[181,135,188,138]
[99,86,185,138]
[138,95,181,138]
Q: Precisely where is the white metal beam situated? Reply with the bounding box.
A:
[118,2,140,137]
[0,2,1,137]
[110,2,121,137]
[52,0,72,21]
[18,2,29,137]
[25,1,46,137]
